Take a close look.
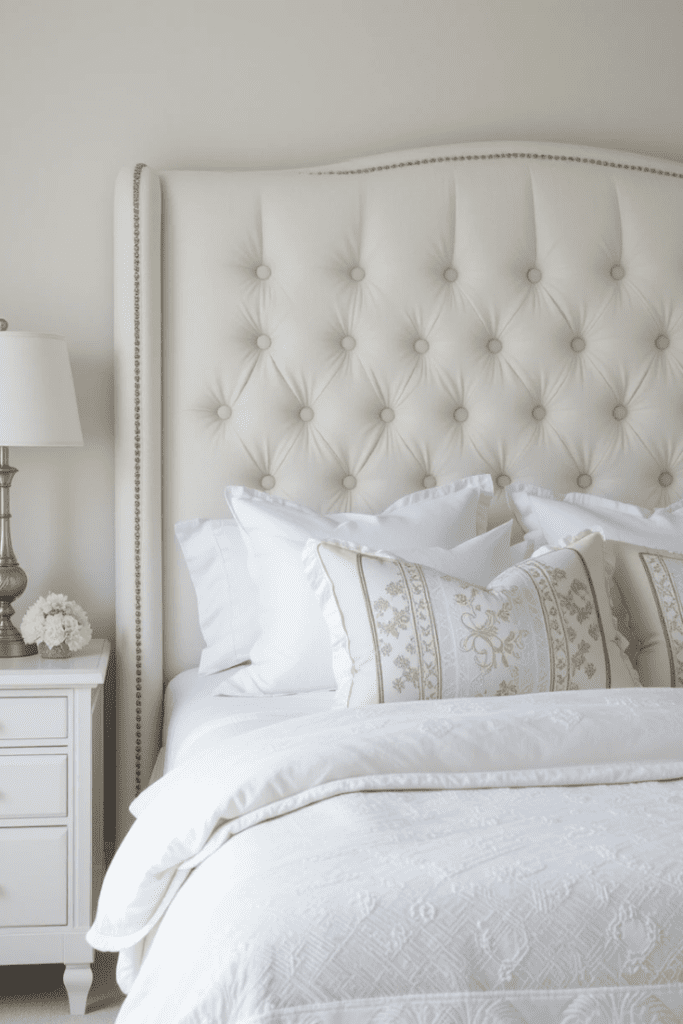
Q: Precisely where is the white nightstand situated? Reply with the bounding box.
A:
[0,638,110,1015]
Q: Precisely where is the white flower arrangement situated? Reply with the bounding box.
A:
[21,593,92,652]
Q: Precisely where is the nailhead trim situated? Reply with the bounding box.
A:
[133,162,146,796]
[309,152,683,179]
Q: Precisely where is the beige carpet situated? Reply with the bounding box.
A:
[0,955,124,1021]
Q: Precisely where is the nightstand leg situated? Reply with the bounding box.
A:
[63,962,94,1015]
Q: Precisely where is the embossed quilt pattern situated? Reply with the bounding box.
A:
[89,690,683,1024]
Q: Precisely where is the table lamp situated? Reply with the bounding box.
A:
[0,320,83,657]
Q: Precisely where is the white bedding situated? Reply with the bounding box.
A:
[90,689,683,1023]
[161,667,335,772]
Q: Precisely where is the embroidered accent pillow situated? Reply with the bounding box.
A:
[303,531,638,707]
[220,478,494,695]
[607,540,683,687]
[505,484,683,676]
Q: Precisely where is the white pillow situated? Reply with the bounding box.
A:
[174,519,259,675]
[390,522,533,585]
[507,484,683,553]
[303,530,638,708]
[219,477,494,695]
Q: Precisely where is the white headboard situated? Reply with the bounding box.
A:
[114,139,683,840]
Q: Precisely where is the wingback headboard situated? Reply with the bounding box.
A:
[114,140,683,841]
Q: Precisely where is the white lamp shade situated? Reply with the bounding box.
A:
[0,333,83,446]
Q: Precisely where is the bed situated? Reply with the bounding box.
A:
[93,141,683,1022]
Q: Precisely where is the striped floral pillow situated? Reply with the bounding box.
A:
[608,540,683,688]
[304,530,638,707]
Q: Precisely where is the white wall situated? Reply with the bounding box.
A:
[2,0,682,835]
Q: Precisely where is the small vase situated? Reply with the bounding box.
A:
[38,641,72,659]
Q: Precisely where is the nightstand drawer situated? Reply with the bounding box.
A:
[0,827,67,926]
[0,697,68,740]
[0,754,68,817]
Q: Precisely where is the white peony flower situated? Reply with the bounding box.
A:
[20,605,45,643]
[43,617,66,648]
[61,614,79,638]
[20,593,92,652]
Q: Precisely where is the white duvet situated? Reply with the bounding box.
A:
[89,689,683,1024]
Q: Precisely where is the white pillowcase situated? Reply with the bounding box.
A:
[507,484,683,553]
[174,519,259,675]
[219,478,495,696]
[304,530,638,708]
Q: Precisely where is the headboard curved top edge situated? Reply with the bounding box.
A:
[303,139,683,177]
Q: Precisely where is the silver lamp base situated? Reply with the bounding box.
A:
[0,574,37,658]
[0,447,37,657]
[0,631,37,658]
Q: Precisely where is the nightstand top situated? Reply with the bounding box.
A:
[0,639,110,688]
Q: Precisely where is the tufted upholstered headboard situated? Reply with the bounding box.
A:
[114,139,683,840]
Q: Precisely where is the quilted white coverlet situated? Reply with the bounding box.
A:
[90,689,683,1023]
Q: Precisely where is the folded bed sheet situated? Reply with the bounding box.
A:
[162,667,335,772]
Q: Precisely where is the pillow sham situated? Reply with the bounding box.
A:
[174,518,259,675]
[605,540,683,688]
[303,530,638,707]
[219,477,494,696]
[507,484,683,553]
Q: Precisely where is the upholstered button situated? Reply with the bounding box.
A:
[487,338,502,354]
[577,474,592,489]
[299,407,314,422]
[256,334,271,350]
[570,337,586,353]
[414,338,429,354]
[453,407,468,423]
[341,335,356,351]
[342,475,357,490]
[443,267,458,282]
[261,475,275,490]
[659,471,673,487]
[610,264,625,280]
[350,267,365,281]
[655,334,670,350]
[527,268,542,283]
[423,475,436,489]
[612,404,627,421]
[216,405,231,420]
[380,408,395,423]
[496,474,511,489]
[256,265,271,280]
[532,405,546,421]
